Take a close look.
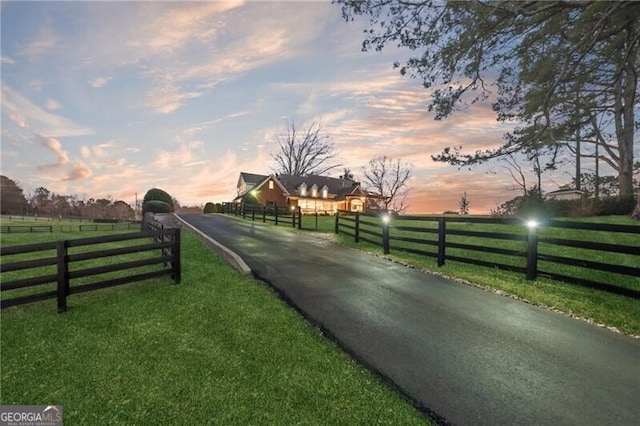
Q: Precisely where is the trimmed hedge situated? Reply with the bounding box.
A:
[142,200,172,214]
[143,188,174,211]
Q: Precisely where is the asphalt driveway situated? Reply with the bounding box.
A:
[179,214,640,425]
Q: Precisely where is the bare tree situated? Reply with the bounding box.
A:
[271,120,340,176]
[362,156,413,213]
[458,192,470,215]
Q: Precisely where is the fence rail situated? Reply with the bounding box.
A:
[1,228,181,312]
[221,202,329,231]
[335,210,640,299]
[0,223,140,233]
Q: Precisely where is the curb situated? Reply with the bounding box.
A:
[172,213,252,275]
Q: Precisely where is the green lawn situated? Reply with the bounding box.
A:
[0,228,429,425]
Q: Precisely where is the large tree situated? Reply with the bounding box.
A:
[338,1,639,200]
[362,155,413,213]
[0,175,29,214]
[272,120,340,176]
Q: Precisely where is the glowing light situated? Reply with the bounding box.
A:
[382,214,391,224]
[527,220,538,229]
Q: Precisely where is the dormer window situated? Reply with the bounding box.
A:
[269,180,274,190]
[311,184,318,198]
[321,185,328,198]
[299,183,307,196]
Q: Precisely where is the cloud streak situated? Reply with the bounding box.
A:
[1,85,93,137]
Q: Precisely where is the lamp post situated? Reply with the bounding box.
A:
[526,220,538,280]
[382,214,391,254]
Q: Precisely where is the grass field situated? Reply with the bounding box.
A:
[0,223,429,425]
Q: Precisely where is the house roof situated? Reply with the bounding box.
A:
[276,173,362,198]
[547,187,585,195]
[239,172,268,185]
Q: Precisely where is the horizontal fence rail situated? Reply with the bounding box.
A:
[221,202,330,231]
[1,228,181,312]
[335,211,640,299]
[0,223,140,233]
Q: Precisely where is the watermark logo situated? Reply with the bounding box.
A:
[0,405,62,426]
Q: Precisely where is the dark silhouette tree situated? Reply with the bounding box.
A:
[338,1,638,200]
[0,175,29,214]
[272,120,340,176]
[362,156,413,213]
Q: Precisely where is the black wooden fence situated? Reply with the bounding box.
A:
[1,228,181,312]
[335,210,640,299]
[1,223,140,233]
[222,203,303,229]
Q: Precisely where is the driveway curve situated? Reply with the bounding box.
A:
[180,214,640,425]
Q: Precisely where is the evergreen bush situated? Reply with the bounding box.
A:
[142,188,174,211]
[203,202,215,214]
[142,200,172,214]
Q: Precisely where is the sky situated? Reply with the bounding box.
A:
[0,1,605,214]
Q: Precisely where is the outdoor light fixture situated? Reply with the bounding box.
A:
[527,219,538,229]
[382,214,391,224]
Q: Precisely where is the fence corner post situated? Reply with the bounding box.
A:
[172,228,181,284]
[382,214,390,254]
[526,222,538,280]
[57,240,69,313]
[437,216,446,267]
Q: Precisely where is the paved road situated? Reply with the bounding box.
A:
[180,214,640,425]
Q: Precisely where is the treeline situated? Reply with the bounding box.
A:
[1,175,136,220]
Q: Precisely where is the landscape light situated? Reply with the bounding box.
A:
[382,214,391,224]
[527,220,538,229]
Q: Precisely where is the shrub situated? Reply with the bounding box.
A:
[203,202,215,214]
[143,188,174,211]
[597,196,636,215]
[142,200,172,214]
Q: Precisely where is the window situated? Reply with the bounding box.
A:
[299,183,307,196]
[321,185,328,198]
[269,181,274,190]
[311,184,318,198]
[267,200,275,207]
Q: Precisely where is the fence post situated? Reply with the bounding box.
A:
[526,222,538,280]
[382,215,390,255]
[275,204,279,225]
[262,206,266,223]
[251,206,255,221]
[437,216,446,267]
[334,211,339,234]
[57,240,69,313]
[355,212,360,243]
[172,228,181,284]
[298,207,303,229]
[314,211,318,230]
[242,204,247,219]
